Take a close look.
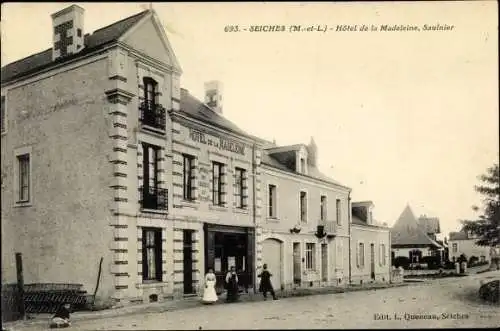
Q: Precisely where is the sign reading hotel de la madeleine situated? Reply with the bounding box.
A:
[189,128,246,155]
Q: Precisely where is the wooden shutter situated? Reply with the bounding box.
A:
[142,229,147,279]
[155,230,163,281]
[246,228,255,289]
[206,229,215,273]
[190,157,196,200]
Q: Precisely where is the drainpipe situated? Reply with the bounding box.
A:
[252,143,257,292]
[348,191,352,285]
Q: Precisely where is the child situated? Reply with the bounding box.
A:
[49,303,71,328]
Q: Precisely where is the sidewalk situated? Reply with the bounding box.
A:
[2,281,409,330]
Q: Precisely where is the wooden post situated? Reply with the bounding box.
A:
[15,252,26,320]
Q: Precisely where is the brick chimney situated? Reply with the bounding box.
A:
[204,81,223,114]
[51,5,85,61]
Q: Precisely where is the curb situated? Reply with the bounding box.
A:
[2,282,409,329]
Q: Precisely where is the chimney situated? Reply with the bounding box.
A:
[307,136,318,166]
[51,5,85,61]
[204,81,223,114]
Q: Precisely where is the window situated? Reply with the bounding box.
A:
[17,154,30,202]
[268,184,277,218]
[144,77,158,107]
[183,154,195,201]
[212,162,224,206]
[336,199,341,225]
[300,158,306,173]
[336,241,344,268]
[357,243,365,268]
[142,228,163,281]
[452,243,458,253]
[320,195,327,221]
[141,143,165,210]
[305,243,316,270]
[77,28,82,37]
[380,244,386,266]
[1,96,5,134]
[234,168,246,209]
[300,191,307,222]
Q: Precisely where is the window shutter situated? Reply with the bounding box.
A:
[206,230,215,273]
[242,170,248,208]
[220,165,226,206]
[155,230,163,281]
[233,169,237,208]
[137,143,144,205]
[190,157,196,200]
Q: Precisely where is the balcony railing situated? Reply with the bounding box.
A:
[319,220,337,236]
[139,100,166,131]
[139,187,168,211]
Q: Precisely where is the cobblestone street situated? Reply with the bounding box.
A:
[10,272,499,330]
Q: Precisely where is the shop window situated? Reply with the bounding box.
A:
[305,243,316,270]
[142,228,163,281]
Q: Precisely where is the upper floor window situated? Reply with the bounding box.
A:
[268,184,277,218]
[17,154,30,202]
[1,96,6,134]
[212,162,224,206]
[234,167,247,209]
[336,199,341,225]
[380,244,386,266]
[452,243,458,253]
[140,143,166,210]
[320,195,327,221]
[183,154,195,201]
[300,157,306,173]
[140,77,165,131]
[300,191,307,222]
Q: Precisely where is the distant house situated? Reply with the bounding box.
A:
[448,230,491,263]
[391,205,444,265]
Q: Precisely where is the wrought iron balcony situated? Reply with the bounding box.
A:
[139,100,166,131]
[319,220,337,237]
[139,187,168,211]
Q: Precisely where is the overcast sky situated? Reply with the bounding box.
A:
[1,2,498,238]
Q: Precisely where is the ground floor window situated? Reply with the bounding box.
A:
[142,228,163,281]
[409,249,422,263]
[305,243,316,270]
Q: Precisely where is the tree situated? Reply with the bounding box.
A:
[461,163,500,247]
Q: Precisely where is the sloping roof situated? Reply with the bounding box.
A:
[449,231,469,241]
[391,205,442,248]
[418,216,441,234]
[352,215,388,229]
[1,9,149,84]
[179,89,250,137]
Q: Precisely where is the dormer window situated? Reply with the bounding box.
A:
[300,158,306,173]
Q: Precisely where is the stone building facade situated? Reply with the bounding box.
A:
[1,5,392,306]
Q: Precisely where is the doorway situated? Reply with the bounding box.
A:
[370,243,375,280]
[293,242,301,285]
[321,244,328,281]
[183,230,194,294]
[262,239,282,290]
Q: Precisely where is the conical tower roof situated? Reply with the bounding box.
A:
[391,205,442,247]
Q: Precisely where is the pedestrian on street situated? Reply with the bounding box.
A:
[201,268,218,304]
[225,266,239,303]
[258,264,278,300]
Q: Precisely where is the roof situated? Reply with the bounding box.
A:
[1,9,150,84]
[179,89,251,138]
[417,216,441,234]
[449,231,470,241]
[391,205,443,248]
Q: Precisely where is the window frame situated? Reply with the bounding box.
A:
[305,243,316,271]
[268,184,277,218]
[143,77,158,107]
[142,227,163,282]
[183,154,195,201]
[336,199,342,225]
[451,243,458,253]
[320,195,327,221]
[17,154,30,203]
[357,242,365,268]
[234,167,246,209]
[212,161,224,206]
[300,191,308,223]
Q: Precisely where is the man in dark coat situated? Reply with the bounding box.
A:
[225,266,239,302]
[258,264,278,300]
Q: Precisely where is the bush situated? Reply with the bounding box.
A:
[422,256,441,269]
[479,280,499,303]
[470,260,489,267]
[393,256,410,269]
[469,256,479,266]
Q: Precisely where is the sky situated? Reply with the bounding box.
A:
[1,2,498,238]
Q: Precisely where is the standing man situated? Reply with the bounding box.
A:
[258,264,278,300]
[225,266,239,302]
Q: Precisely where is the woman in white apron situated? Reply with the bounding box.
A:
[202,268,218,304]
